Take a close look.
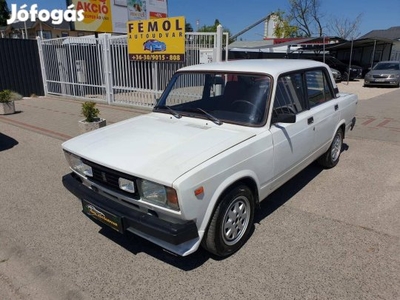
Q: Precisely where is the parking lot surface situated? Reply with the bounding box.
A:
[1,87,399,299]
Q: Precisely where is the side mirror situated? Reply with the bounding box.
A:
[272,113,296,124]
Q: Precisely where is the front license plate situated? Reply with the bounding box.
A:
[374,79,385,82]
[82,200,123,233]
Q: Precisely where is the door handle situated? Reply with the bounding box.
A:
[334,104,339,111]
[308,117,314,125]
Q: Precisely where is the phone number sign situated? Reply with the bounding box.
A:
[127,16,185,62]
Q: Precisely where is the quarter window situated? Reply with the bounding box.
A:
[305,70,333,107]
[274,73,305,116]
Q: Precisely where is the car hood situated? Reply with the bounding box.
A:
[367,70,400,76]
[62,113,256,185]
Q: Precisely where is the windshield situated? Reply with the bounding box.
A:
[154,72,271,126]
[373,62,400,71]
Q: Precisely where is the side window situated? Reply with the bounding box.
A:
[274,73,305,116]
[305,70,333,107]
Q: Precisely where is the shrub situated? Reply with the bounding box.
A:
[0,90,23,102]
[10,91,23,100]
[0,90,12,103]
[81,101,100,122]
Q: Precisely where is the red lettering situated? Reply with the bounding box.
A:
[83,3,92,12]
[76,3,109,14]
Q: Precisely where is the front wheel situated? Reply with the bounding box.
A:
[318,128,343,168]
[201,185,255,257]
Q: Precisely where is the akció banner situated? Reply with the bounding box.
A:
[67,0,168,34]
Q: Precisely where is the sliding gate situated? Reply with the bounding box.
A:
[38,29,229,109]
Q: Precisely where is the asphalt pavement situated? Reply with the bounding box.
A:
[0,91,399,300]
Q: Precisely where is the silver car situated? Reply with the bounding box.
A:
[364,61,400,88]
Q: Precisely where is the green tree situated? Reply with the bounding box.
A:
[198,19,233,44]
[185,22,193,33]
[198,19,221,33]
[273,10,302,38]
[0,0,10,26]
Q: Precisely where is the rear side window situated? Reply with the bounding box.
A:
[305,70,333,107]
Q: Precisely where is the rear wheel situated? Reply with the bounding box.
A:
[202,185,255,257]
[318,128,343,168]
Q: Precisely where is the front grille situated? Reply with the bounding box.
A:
[373,74,389,79]
[82,159,139,199]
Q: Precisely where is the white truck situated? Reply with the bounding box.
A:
[62,59,357,257]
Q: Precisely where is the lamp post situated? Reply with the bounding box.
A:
[24,20,27,39]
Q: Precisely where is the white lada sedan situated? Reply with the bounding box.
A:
[62,59,357,257]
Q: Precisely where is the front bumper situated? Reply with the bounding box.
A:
[364,79,399,86]
[62,173,199,247]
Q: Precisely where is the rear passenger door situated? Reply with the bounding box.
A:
[270,72,315,188]
[304,69,340,154]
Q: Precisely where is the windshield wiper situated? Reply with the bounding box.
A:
[154,105,181,119]
[195,108,223,125]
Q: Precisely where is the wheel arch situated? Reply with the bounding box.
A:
[333,121,346,140]
[199,171,259,235]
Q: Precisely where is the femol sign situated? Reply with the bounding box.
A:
[127,16,186,62]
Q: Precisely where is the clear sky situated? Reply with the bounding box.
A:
[7,0,400,39]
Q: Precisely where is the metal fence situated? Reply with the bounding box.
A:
[38,29,229,109]
[0,38,44,97]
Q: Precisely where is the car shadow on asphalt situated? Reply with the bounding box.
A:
[97,224,211,270]
[256,142,349,223]
[255,161,323,223]
[96,143,350,270]
[0,132,18,151]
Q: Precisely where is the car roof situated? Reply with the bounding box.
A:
[375,61,400,64]
[178,59,328,77]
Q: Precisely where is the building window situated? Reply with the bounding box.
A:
[61,31,69,37]
[36,30,52,39]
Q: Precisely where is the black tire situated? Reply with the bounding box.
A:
[201,185,255,257]
[318,128,343,168]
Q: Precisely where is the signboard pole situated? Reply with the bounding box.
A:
[216,24,223,63]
